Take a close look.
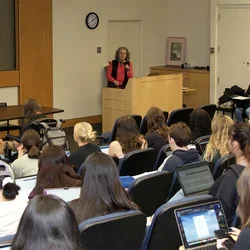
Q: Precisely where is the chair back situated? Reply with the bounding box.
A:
[139,112,169,135]
[213,154,236,180]
[167,108,194,127]
[200,104,217,118]
[119,148,158,176]
[153,144,171,170]
[142,195,216,250]
[128,171,173,216]
[194,135,211,156]
[79,210,146,250]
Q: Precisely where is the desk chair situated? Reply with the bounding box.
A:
[194,135,211,156]
[166,108,194,127]
[153,144,171,170]
[0,103,21,133]
[119,148,157,176]
[79,210,146,250]
[213,154,236,180]
[200,104,217,119]
[98,114,142,144]
[141,195,215,250]
[128,171,173,216]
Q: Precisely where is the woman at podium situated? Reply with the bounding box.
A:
[106,46,133,89]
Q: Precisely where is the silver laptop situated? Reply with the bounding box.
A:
[175,161,214,197]
[15,175,37,201]
[44,187,81,202]
[99,145,109,155]
[175,201,228,249]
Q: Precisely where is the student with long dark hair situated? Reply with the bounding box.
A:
[70,152,138,224]
[12,195,82,250]
[11,129,41,178]
[108,116,147,158]
[217,166,250,249]
[145,106,169,152]
[0,165,27,237]
[29,146,82,198]
[209,123,250,225]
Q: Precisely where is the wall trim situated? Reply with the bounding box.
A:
[62,115,102,128]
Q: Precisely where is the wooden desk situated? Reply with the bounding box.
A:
[150,66,210,108]
[0,105,64,122]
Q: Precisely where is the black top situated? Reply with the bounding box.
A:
[219,226,250,250]
[145,131,168,152]
[69,143,101,171]
[162,148,201,172]
[209,164,245,225]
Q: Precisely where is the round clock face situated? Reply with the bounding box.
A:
[86,12,99,29]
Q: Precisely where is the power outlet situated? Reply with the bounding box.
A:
[97,47,101,53]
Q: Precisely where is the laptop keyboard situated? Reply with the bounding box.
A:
[196,245,217,250]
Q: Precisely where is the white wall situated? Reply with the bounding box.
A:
[167,0,210,66]
[53,0,168,119]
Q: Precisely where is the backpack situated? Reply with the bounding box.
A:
[29,118,69,150]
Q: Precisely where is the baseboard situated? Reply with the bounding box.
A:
[62,115,102,128]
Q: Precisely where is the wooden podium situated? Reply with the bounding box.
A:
[102,74,183,132]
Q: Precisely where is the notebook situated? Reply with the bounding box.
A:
[44,187,81,202]
[175,201,228,249]
[15,175,37,201]
[175,161,214,197]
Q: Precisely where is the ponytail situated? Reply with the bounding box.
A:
[28,145,40,159]
[3,183,20,200]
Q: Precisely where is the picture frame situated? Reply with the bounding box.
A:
[166,37,186,66]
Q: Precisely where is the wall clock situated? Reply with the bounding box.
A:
[86,12,99,29]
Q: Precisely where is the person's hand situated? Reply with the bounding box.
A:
[229,227,241,237]
[216,238,228,249]
[113,80,119,86]
[17,144,25,158]
[125,64,130,70]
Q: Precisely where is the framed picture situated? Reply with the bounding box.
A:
[166,37,186,66]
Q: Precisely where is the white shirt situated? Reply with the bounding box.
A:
[0,197,27,237]
[11,154,38,178]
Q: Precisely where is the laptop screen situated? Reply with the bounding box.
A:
[176,161,214,196]
[15,175,37,201]
[44,187,81,202]
[175,201,228,248]
[99,145,109,155]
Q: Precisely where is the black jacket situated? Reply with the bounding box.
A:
[209,164,245,225]
[161,148,201,172]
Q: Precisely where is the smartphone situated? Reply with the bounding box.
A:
[214,229,235,250]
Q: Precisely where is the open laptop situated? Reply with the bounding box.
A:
[175,201,228,249]
[15,175,37,201]
[175,161,214,197]
[44,187,81,202]
[99,144,109,154]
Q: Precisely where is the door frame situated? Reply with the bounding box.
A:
[210,0,250,104]
[107,19,142,77]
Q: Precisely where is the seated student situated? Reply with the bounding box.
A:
[108,116,147,158]
[217,166,250,250]
[209,123,250,225]
[69,122,100,171]
[0,99,46,155]
[11,129,40,178]
[11,195,82,250]
[0,165,27,237]
[203,115,234,164]
[70,152,138,224]
[29,146,82,199]
[145,106,169,152]
[158,122,201,172]
[189,108,212,141]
